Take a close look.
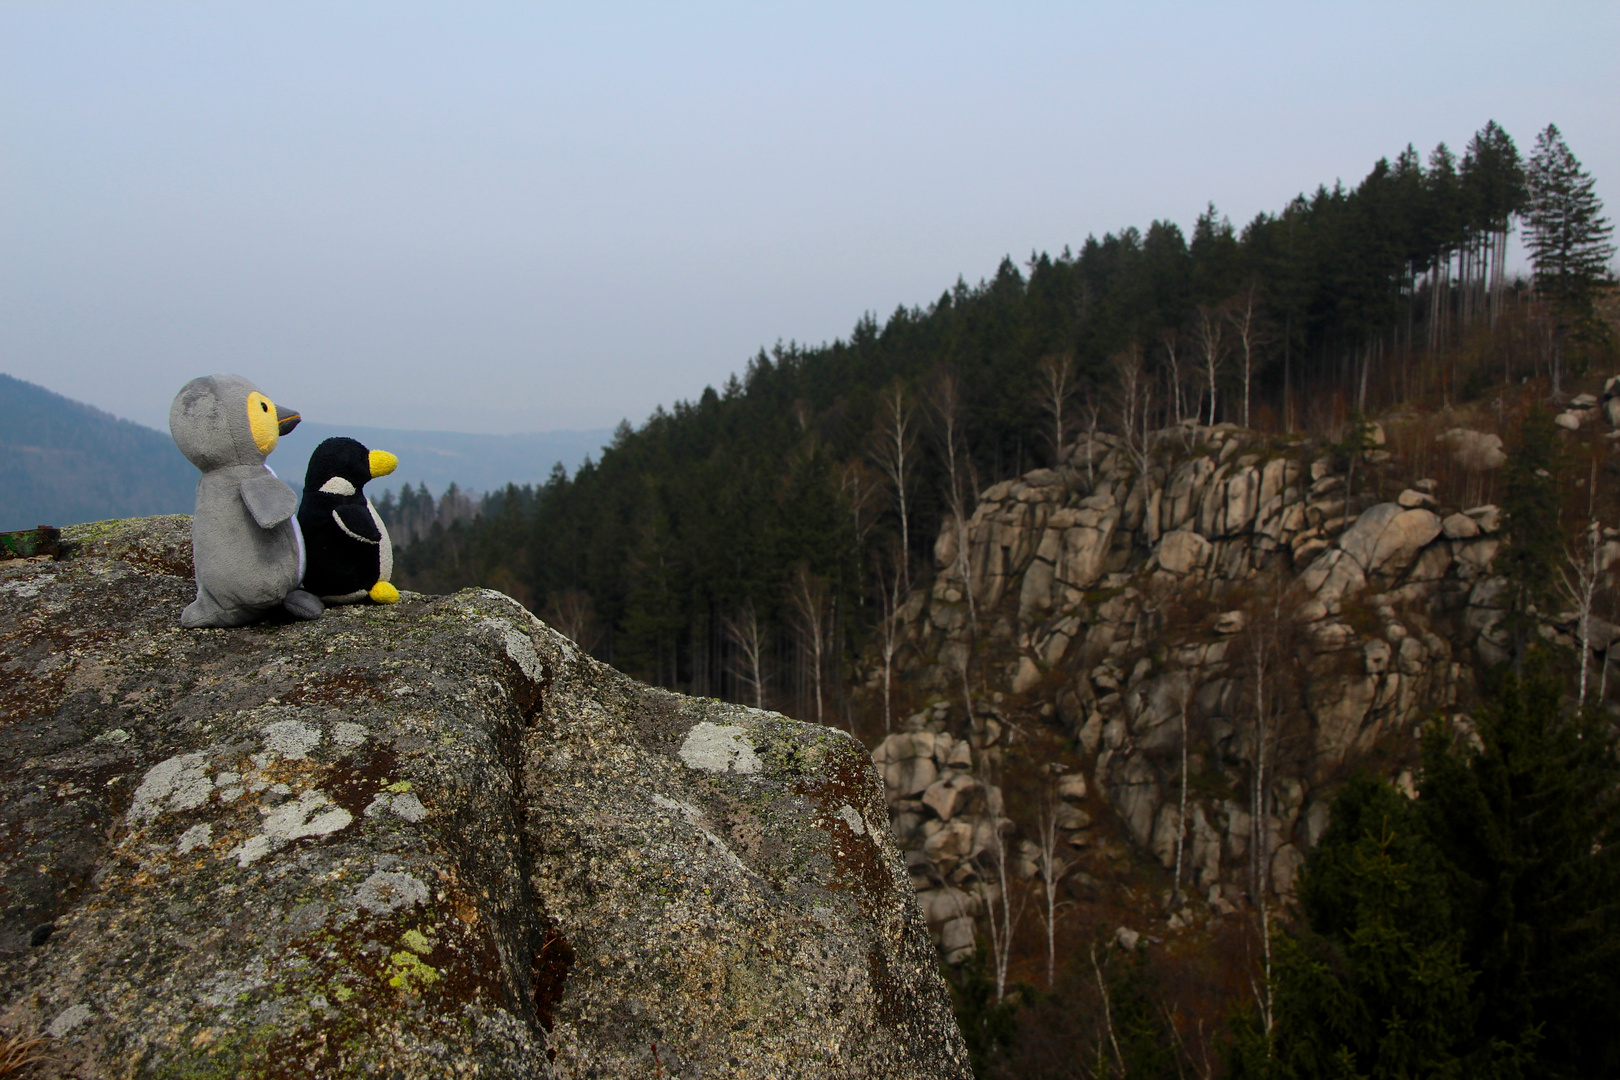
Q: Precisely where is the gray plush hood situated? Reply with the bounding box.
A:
[169,374,270,473]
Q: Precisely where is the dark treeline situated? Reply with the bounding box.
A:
[392,121,1613,704]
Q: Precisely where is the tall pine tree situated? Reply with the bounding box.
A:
[1525,124,1616,373]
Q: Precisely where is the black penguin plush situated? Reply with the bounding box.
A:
[298,437,400,604]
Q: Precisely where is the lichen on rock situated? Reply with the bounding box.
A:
[0,515,968,1079]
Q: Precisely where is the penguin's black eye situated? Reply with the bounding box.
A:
[262,402,269,411]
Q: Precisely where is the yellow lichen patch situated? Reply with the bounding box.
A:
[400,928,435,956]
[330,983,354,1003]
[386,950,441,993]
[386,780,413,794]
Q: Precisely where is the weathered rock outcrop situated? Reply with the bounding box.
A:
[866,421,1583,951]
[0,517,968,1078]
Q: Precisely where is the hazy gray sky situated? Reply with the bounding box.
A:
[4,3,1616,435]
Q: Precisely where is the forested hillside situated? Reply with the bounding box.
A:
[394,121,1615,706]
[279,122,1620,1075]
[0,373,196,531]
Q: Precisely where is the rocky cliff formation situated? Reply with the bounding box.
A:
[0,516,969,1079]
[864,419,1601,956]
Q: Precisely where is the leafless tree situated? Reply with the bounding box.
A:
[978,788,1028,1004]
[1091,945,1125,1076]
[928,369,978,638]
[840,459,884,558]
[1226,285,1263,429]
[542,588,601,653]
[872,542,908,732]
[721,600,767,709]
[1111,346,1154,480]
[1561,513,1604,711]
[787,564,829,725]
[1232,583,1302,1035]
[1171,668,1197,902]
[1195,304,1225,426]
[870,381,918,563]
[1161,329,1186,426]
[1033,766,1073,988]
[1036,352,1077,465]
[1079,389,1102,487]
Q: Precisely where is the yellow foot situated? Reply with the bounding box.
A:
[369,581,400,604]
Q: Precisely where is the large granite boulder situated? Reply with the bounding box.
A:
[1337,502,1442,578]
[0,516,968,1079]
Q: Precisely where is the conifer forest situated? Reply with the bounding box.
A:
[381,121,1619,1078]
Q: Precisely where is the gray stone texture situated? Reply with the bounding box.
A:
[878,421,1566,940]
[0,516,968,1079]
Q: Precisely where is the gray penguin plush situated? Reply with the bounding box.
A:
[169,374,325,627]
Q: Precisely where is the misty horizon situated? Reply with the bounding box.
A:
[3,3,1615,437]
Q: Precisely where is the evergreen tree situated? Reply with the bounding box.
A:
[1250,777,1478,1080]
[1462,121,1527,325]
[1499,407,1563,664]
[1239,659,1620,1078]
[1524,124,1616,367]
[945,951,1019,1078]
[1419,663,1620,1079]
[1525,124,1616,310]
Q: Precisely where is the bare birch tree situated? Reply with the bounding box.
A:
[840,459,884,558]
[870,382,917,563]
[787,565,829,725]
[979,792,1028,1004]
[541,588,601,653]
[1079,389,1102,487]
[1171,668,1197,902]
[1036,352,1077,465]
[928,369,978,639]
[1226,285,1262,430]
[1091,945,1126,1076]
[1162,329,1186,426]
[1111,346,1154,480]
[872,542,908,733]
[1034,766,1072,988]
[1251,621,1276,1034]
[1234,583,1300,1036]
[721,601,767,709]
[1195,304,1225,426]
[1561,515,1604,710]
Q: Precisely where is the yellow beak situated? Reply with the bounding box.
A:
[369,450,398,478]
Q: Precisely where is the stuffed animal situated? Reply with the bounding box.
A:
[169,374,324,626]
[297,437,400,604]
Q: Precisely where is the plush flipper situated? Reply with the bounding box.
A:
[182,585,261,628]
[283,589,325,620]
[240,473,299,529]
[333,503,383,544]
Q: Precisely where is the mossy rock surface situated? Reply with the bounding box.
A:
[0,516,968,1079]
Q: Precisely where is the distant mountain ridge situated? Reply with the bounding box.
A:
[0,372,611,531]
[0,373,195,531]
[277,422,612,502]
